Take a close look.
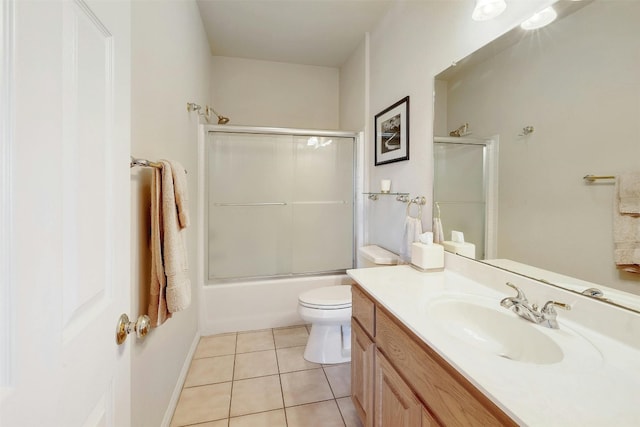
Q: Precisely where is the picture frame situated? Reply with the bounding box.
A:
[374,96,409,166]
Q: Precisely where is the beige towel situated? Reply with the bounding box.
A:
[619,172,640,214]
[170,160,190,228]
[613,174,640,274]
[148,166,171,326]
[148,160,191,327]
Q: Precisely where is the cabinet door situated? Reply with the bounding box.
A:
[352,319,375,427]
[375,349,422,427]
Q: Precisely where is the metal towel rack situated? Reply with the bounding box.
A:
[583,174,615,183]
[130,156,187,174]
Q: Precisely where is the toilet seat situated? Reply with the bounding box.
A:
[298,285,352,310]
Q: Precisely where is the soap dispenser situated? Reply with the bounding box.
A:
[411,232,444,271]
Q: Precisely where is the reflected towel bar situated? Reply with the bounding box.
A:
[583,174,615,182]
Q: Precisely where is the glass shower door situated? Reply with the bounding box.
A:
[207,131,354,281]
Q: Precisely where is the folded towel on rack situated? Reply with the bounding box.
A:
[619,172,640,214]
[148,160,192,327]
[613,175,640,274]
[399,216,423,264]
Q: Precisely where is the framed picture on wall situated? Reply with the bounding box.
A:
[374,96,409,166]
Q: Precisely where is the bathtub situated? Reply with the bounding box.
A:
[199,274,354,335]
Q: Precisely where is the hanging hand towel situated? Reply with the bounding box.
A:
[148,160,192,327]
[433,217,444,244]
[613,173,640,274]
[400,216,423,264]
[161,160,192,313]
[149,166,171,326]
[618,172,640,214]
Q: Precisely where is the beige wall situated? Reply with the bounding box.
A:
[130,1,210,425]
[443,1,640,295]
[210,55,339,129]
[365,0,554,254]
[339,37,367,132]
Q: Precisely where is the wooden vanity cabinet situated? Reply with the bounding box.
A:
[351,283,515,427]
[351,286,375,427]
[375,349,424,427]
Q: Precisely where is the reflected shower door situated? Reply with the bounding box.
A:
[434,142,486,259]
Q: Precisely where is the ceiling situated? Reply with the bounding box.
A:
[196,0,394,68]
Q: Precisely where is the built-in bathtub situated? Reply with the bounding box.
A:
[199,274,354,335]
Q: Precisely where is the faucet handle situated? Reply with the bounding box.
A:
[541,300,571,314]
[504,282,527,300]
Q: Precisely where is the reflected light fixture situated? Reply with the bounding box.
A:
[521,6,557,30]
[472,0,507,21]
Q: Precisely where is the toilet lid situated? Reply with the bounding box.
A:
[298,285,352,309]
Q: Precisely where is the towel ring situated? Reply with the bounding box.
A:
[406,200,422,219]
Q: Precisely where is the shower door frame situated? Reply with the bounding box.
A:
[198,125,362,284]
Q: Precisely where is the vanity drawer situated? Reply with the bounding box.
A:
[376,308,516,427]
[352,284,375,337]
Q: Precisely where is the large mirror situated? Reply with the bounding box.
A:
[433,0,640,312]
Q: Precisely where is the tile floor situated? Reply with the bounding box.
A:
[170,325,363,427]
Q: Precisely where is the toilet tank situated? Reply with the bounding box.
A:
[357,245,398,268]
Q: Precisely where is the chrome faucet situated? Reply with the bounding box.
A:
[500,282,571,329]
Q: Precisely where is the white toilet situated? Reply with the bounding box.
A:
[297,245,398,364]
[298,285,353,364]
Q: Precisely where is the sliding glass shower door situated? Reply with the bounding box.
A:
[207,131,355,281]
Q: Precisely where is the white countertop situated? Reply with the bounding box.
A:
[348,265,640,427]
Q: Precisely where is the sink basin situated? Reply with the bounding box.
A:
[427,296,564,364]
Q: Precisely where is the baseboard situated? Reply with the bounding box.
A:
[161,330,200,427]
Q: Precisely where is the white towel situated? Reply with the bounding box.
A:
[613,174,640,274]
[148,160,192,327]
[433,217,444,244]
[400,216,423,264]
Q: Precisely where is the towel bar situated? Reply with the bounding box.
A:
[583,174,615,182]
[130,156,187,174]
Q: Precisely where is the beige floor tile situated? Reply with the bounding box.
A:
[276,346,320,373]
[273,326,309,348]
[195,333,237,359]
[286,400,346,427]
[230,375,283,417]
[185,355,235,388]
[234,349,278,380]
[324,363,351,398]
[191,420,229,427]
[280,368,334,407]
[336,397,363,427]
[170,382,231,426]
[229,409,287,427]
[236,329,275,353]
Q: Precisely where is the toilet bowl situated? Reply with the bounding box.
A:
[298,285,352,364]
[297,245,398,364]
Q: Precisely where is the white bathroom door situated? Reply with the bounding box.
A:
[1,0,132,426]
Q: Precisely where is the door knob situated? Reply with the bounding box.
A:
[116,313,151,345]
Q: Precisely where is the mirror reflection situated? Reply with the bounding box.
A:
[433,0,640,312]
